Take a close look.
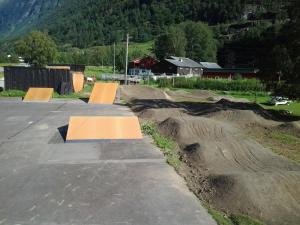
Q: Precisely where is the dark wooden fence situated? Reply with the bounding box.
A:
[48,64,86,73]
[4,66,74,95]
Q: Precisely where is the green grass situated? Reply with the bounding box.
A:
[141,121,180,169]
[53,83,93,99]
[208,208,234,225]
[85,66,114,79]
[219,91,300,117]
[129,41,153,55]
[0,90,25,97]
[268,130,300,163]
[208,208,265,225]
[230,214,265,225]
[0,63,17,67]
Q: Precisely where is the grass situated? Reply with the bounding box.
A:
[53,83,93,99]
[0,83,94,99]
[218,91,300,117]
[85,66,114,79]
[208,208,265,225]
[0,90,25,97]
[267,130,300,163]
[141,121,181,169]
[0,63,17,67]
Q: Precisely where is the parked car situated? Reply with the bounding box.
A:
[269,96,292,106]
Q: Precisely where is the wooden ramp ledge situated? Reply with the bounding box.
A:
[66,116,143,142]
[72,72,85,93]
[88,83,119,104]
[23,88,54,102]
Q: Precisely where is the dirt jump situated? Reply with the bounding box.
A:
[120,85,300,225]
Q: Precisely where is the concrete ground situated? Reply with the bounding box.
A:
[0,98,216,225]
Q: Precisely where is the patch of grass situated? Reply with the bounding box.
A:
[230,214,265,225]
[141,121,180,169]
[269,131,300,163]
[53,83,93,99]
[220,91,300,117]
[208,208,234,225]
[248,128,300,164]
[0,90,25,97]
[85,66,114,79]
[0,63,17,67]
[207,208,265,225]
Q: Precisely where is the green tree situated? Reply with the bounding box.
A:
[154,26,187,60]
[15,31,57,67]
[182,21,217,61]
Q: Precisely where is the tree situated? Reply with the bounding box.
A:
[154,26,187,60]
[15,31,57,67]
[182,21,217,61]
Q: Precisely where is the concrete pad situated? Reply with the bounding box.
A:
[0,99,217,225]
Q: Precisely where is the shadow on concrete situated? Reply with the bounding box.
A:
[79,98,89,103]
[58,125,68,141]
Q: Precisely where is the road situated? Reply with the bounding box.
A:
[0,98,217,225]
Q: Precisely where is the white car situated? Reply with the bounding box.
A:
[270,96,292,106]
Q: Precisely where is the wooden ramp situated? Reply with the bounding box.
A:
[23,88,54,102]
[88,83,118,104]
[72,72,85,93]
[66,116,143,142]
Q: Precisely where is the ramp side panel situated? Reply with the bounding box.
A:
[73,72,85,93]
[23,88,54,102]
[66,116,143,141]
[88,83,119,104]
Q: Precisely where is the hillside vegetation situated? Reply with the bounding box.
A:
[0,0,289,46]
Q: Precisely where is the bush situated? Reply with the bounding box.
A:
[157,77,265,92]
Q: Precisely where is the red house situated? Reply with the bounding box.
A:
[129,56,158,70]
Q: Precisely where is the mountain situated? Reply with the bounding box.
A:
[0,0,288,47]
[0,0,61,40]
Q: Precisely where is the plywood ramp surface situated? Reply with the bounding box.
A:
[73,72,85,93]
[23,88,54,102]
[46,66,71,70]
[66,116,143,142]
[88,83,119,104]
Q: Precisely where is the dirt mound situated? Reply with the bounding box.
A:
[205,109,279,128]
[158,116,300,225]
[120,85,168,102]
[166,89,217,102]
[123,86,300,225]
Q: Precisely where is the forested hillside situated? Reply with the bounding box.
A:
[0,0,61,40]
[43,0,287,47]
[0,0,288,47]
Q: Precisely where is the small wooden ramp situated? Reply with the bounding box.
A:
[23,88,54,102]
[88,83,118,104]
[66,116,143,142]
[72,72,85,93]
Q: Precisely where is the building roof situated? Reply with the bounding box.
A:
[165,56,202,68]
[204,68,260,74]
[199,62,222,69]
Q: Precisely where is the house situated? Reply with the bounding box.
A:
[203,68,260,79]
[128,56,158,76]
[199,62,222,69]
[200,62,259,79]
[152,56,203,76]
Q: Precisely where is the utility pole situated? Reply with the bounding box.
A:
[125,33,129,85]
[113,42,116,75]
